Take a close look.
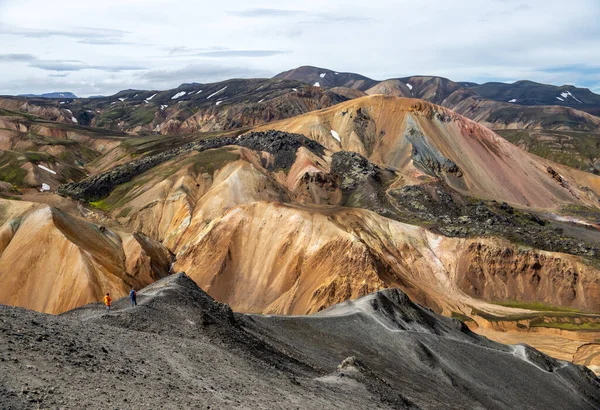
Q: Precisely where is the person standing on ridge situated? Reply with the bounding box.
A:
[129,288,137,307]
[104,293,112,311]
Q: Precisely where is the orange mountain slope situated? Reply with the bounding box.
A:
[255,95,600,210]
[0,199,171,314]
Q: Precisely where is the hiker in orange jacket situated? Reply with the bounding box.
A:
[104,293,112,311]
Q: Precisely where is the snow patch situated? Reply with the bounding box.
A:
[40,183,51,192]
[258,98,265,103]
[335,72,339,75]
[71,117,78,124]
[118,97,126,102]
[320,73,326,78]
[171,91,186,100]
[59,101,65,104]
[146,93,157,100]
[64,109,72,114]
[330,130,340,142]
[508,99,517,103]
[196,89,203,94]
[558,91,583,103]
[313,82,320,87]
[160,104,168,110]
[215,100,223,106]
[406,83,413,91]
[207,86,227,99]
[38,165,57,175]
[562,90,582,103]
[292,88,298,91]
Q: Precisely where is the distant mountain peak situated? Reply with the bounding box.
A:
[18,91,78,99]
[274,66,378,91]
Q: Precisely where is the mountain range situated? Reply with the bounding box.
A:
[3,66,600,174]
[1,65,600,407]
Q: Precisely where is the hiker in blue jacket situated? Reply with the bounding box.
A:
[129,288,137,307]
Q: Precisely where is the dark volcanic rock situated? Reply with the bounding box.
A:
[330,151,397,218]
[330,151,379,190]
[234,130,326,170]
[57,131,327,201]
[389,183,600,258]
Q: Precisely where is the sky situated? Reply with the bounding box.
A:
[0,0,599,97]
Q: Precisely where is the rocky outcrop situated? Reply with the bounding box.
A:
[388,183,599,258]
[457,242,600,312]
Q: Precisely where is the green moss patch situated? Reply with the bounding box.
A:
[530,322,600,331]
[451,312,474,322]
[89,199,111,212]
[491,300,582,313]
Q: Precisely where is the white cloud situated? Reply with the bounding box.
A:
[0,0,598,96]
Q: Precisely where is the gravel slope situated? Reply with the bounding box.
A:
[1,273,598,409]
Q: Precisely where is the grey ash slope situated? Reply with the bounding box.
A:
[248,289,600,409]
[2,273,599,409]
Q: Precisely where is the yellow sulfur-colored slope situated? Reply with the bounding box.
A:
[0,199,171,314]
[173,200,599,315]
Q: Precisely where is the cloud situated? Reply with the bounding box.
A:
[539,64,600,76]
[0,54,145,72]
[89,64,146,73]
[229,8,375,23]
[77,38,139,45]
[482,2,531,19]
[161,47,285,58]
[30,60,145,72]
[29,60,85,71]
[141,63,272,85]
[192,50,288,58]
[0,24,129,41]
[0,53,36,62]
[228,8,302,18]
